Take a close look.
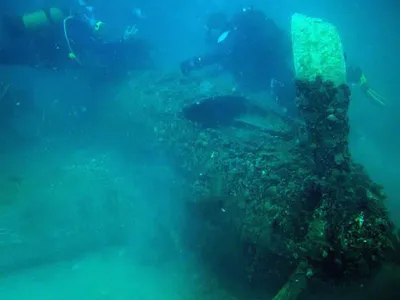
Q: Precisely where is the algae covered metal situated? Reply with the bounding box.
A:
[291,13,347,87]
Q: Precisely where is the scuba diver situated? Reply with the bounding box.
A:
[0,0,154,75]
[346,65,387,106]
[181,7,299,116]
[180,7,387,116]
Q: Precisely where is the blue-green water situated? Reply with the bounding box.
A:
[0,139,228,299]
[0,247,196,299]
[1,1,400,299]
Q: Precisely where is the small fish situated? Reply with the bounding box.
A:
[217,30,230,43]
[133,8,146,19]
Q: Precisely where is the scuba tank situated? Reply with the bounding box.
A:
[3,8,66,37]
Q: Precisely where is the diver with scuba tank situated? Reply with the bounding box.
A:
[180,7,388,114]
[0,0,153,72]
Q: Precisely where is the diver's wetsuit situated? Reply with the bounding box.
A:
[0,10,153,74]
[180,8,296,114]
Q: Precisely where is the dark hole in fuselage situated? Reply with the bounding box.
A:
[182,95,248,128]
